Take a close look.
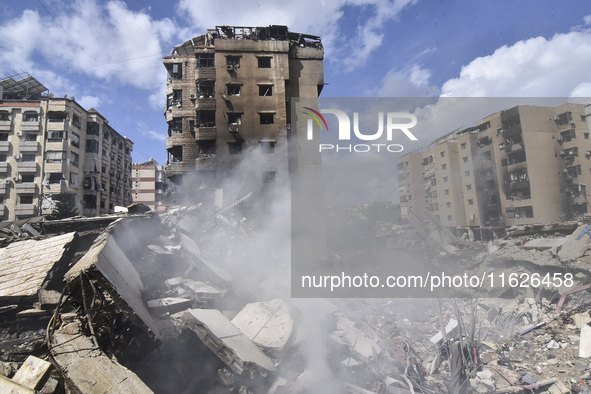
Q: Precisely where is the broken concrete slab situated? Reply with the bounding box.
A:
[558,224,591,261]
[0,375,35,393]
[147,297,192,315]
[182,308,276,374]
[580,323,591,358]
[11,355,51,390]
[523,237,567,250]
[181,280,224,304]
[430,318,459,344]
[231,299,293,354]
[0,232,76,302]
[49,326,153,394]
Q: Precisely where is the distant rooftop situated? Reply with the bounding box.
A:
[0,71,48,100]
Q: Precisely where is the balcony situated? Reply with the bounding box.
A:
[0,162,8,173]
[19,141,39,153]
[0,120,11,131]
[502,125,522,138]
[195,68,215,80]
[195,127,217,140]
[195,154,216,171]
[507,161,527,173]
[195,97,216,111]
[17,162,38,173]
[47,120,67,130]
[16,182,37,194]
[15,204,37,216]
[0,181,6,194]
[506,143,524,153]
[20,120,41,131]
[0,141,9,152]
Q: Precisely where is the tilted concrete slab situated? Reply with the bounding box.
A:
[0,232,76,300]
[336,317,381,362]
[182,308,276,374]
[50,327,153,394]
[559,224,591,261]
[523,237,567,250]
[231,299,293,353]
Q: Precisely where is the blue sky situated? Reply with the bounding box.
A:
[1,0,590,165]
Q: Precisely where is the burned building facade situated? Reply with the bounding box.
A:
[398,103,590,230]
[163,25,324,204]
[0,72,133,221]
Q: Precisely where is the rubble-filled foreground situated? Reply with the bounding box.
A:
[1,208,591,393]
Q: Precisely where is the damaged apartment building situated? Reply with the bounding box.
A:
[162,25,324,205]
[0,72,133,221]
[397,103,591,236]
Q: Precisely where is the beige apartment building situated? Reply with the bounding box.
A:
[0,73,133,222]
[397,103,590,231]
[162,25,324,204]
[131,159,169,210]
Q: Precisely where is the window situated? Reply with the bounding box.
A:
[433,203,439,211]
[468,199,474,205]
[466,184,472,191]
[463,156,468,163]
[228,113,242,125]
[48,173,64,184]
[226,56,240,68]
[69,172,78,188]
[461,142,466,149]
[447,215,452,221]
[585,133,590,139]
[104,129,110,141]
[71,132,80,147]
[73,114,81,129]
[464,170,470,177]
[443,176,448,182]
[197,110,215,127]
[22,154,36,162]
[555,112,573,126]
[440,151,445,157]
[228,141,243,154]
[46,151,66,163]
[71,152,79,167]
[445,189,449,195]
[102,166,106,174]
[196,53,214,68]
[260,113,274,125]
[258,57,271,68]
[442,164,447,170]
[168,118,182,135]
[0,133,7,141]
[0,111,10,121]
[560,129,576,142]
[168,146,183,162]
[0,154,6,162]
[446,202,451,208]
[87,121,100,136]
[166,63,182,79]
[23,111,38,121]
[197,80,215,98]
[86,140,99,154]
[262,171,276,184]
[47,130,66,141]
[20,196,34,204]
[22,174,34,182]
[24,133,36,142]
[432,190,438,198]
[227,84,241,96]
[260,141,275,154]
[259,84,273,96]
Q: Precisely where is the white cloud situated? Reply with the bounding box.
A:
[144,130,166,141]
[77,95,102,109]
[176,0,418,71]
[372,64,439,97]
[584,15,591,25]
[0,1,182,93]
[441,29,591,97]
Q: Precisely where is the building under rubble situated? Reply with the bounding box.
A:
[163,25,324,204]
[0,72,133,221]
[397,103,591,231]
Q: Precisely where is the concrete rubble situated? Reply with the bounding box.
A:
[1,205,591,393]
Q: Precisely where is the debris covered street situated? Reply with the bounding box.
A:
[1,204,591,393]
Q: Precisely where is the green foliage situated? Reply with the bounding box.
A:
[48,193,79,220]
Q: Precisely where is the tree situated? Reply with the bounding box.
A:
[47,193,79,220]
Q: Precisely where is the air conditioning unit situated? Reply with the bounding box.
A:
[3,179,11,184]
[227,65,235,71]
[13,154,21,160]
[13,175,21,182]
[16,131,23,137]
[189,94,196,99]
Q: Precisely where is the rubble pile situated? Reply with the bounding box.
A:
[1,206,591,393]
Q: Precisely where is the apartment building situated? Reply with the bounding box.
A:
[0,73,133,221]
[131,159,169,210]
[397,103,589,230]
[162,25,324,204]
